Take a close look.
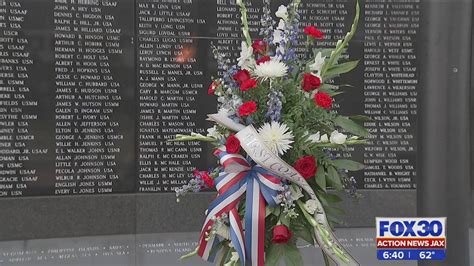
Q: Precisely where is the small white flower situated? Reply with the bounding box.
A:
[309,52,326,74]
[275,46,285,58]
[275,5,288,20]
[258,121,294,156]
[224,252,240,266]
[206,126,222,139]
[215,223,230,240]
[273,30,284,44]
[237,41,255,70]
[307,131,321,143]
[304,199,318,214]
[330,130,347,144]
[236,0,242,5]
[253,59,288,80]
[290,186,303,200]
[320,134,329,143]
[277,19,286,31]
[218,107,230,115]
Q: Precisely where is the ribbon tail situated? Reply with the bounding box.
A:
[229,208,246,266]
[244,177,265,266]
[198,233,220,262]
[198,183,247,263]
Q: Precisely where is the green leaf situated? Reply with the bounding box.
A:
[326,166,343,190]
[325,193,343,203]
[334,116,369,137]
[319,87,344,97]
[349,115,373,122]
[320,0,360,76]
[291,221,315,245]
[326,206,346,216]
[319,84,339,90]
[282,243,304,266]
[315,166,326,192]
[280,215,291,227]
[266,243,285,266]
[217,245,230,266]
[324,60,359,78]
[331,159,365,171]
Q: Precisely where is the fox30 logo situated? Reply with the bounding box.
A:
[376,217,446,261]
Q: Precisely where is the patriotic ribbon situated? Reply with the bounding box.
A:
[197,149,283,266]
[206,114,360,265]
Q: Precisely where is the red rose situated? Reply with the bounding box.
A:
[238,101,257,117]
[272,225,293,244]
[240,78,258,91]
[252,40,268,55]
[304,26,324,39]
[302,73,321,92]
[208,80,220,95]
[314,92,333,110]
[294,156,317,179]
[225,134,241,154]
[233,69,251,85]
[194,169,215,188]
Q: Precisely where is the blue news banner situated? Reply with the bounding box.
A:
[376,217,447,261]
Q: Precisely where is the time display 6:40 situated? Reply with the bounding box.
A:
[377,250,446,260]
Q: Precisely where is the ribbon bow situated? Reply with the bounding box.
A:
[197,149,283,266]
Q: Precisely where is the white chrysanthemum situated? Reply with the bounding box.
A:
[258,122,294,155]
[253,59,288,80]
[237,41,254,70]
[309,52,326,74]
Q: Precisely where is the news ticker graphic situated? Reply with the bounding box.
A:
[376,217,447,261]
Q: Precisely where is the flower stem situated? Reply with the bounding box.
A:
[237,0,252,46]
[179,247,198,260]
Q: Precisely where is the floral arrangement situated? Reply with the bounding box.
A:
[174,0,368,265]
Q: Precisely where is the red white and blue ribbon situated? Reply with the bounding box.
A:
[197,149,283,266]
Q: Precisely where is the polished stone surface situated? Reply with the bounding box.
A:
[0,191,416,241]
[1,228,472,266]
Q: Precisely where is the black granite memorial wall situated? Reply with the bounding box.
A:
[0,0,420,240]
